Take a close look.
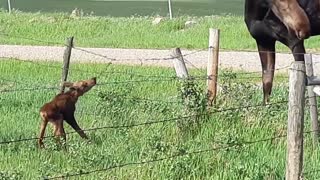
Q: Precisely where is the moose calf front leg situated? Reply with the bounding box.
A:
[65,114,88,139]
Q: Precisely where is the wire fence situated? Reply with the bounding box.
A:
[1,35,319,179]
[45,133,289,179]
[0,100,289,145]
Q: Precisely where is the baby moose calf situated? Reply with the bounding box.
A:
[38,77,97,148]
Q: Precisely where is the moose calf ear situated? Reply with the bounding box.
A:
[62,82,74,87]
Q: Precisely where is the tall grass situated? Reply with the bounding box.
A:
[0,59,319,179]
[1,10,319,51]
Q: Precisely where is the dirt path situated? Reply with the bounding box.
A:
[1,45,319,74]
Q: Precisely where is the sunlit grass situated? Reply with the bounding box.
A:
[0,59,319,179]
[0,10,319,52]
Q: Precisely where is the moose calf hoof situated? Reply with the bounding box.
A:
[38,142,45,149]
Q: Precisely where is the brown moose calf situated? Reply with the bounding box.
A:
[38,77,97,148]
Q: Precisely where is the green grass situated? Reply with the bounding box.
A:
[0,58,319,179]
[1,10,320,52]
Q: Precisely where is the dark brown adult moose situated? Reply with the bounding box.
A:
[245,0,320,104]
[38,77,97,148]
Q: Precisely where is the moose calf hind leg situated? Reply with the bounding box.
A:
[53,119,67,147]
[38,119,48,148]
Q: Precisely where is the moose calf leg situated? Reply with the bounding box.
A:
[65,115,88,139]
[38,120,48,148]
[53,119,66,146]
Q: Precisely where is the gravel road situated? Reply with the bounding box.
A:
[1,45,319,75]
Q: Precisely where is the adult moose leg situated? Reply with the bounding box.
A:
[256,39,276,104]
[290,41,306,62]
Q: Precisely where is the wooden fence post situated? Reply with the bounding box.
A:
[60,37,74,93]
[207,28,220,106]
[172,48,188,79]
[286,61,306,180]
[305,54,319,147]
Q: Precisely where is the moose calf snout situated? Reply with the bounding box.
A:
[38,77,97,148]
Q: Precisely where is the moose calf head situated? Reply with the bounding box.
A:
[38,77,97,148]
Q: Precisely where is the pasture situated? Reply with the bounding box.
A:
[1,6,320,179]
[0,0,244,17]
[0,58,320,179]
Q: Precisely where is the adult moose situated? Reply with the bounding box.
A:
[244,0,320,104]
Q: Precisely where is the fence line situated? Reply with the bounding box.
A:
[1,36,319,180]
[0,100,288,145]
[0,76,291,94]
[92,95,180,104]
[72,46,207,62]
[43,129,320,179]
[45,132,294,179]
[219,47,320,56]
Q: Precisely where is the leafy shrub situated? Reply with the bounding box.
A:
[177,78,208,132]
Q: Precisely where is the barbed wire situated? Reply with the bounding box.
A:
[43,129,320,179]
[2,57,200,81]
[183,58,203,71]
[228,65,291,76]
[0,74,290,94]
[44,132,288,179]
[91,95,180,104]
[73,46,207,62]
[0,100,288,145]
[219,48,320,56]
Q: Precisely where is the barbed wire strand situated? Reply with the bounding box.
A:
[219,48,320,56]
[44,131,298,180]
[73,47,207,62]
[0,71,291,94]
[0,100,288,145]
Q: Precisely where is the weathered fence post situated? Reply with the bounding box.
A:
[305,54,319,147]
[7,0,11,14]
[172,48,188,79]
[168,0,173,19]
[207,28,220,106]
[60,37,74,93]
[286,61,306,180]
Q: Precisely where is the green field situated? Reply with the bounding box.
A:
[1,11,320,52]
[0,59,319,179]
[0,0,244,17]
